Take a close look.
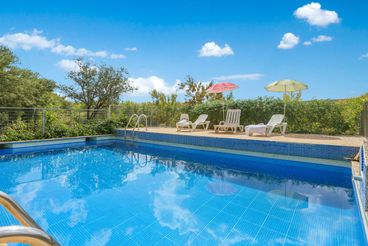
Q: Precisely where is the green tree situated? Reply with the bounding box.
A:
[0,46,57,107]
[59,59,135,119]
[178,75,219,105]
[150,89,178,104]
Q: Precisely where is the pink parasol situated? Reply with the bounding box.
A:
[207,82,239,120]
[207,82,239,94]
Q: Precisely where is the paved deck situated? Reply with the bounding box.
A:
[122,127,364,147]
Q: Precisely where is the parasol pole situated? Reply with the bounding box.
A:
[284,85,286,117]
[223,93,225,121]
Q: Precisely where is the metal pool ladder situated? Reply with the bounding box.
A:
[125,114,148,138]
[0,191,59,246]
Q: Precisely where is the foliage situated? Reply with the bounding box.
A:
[178,76,221,105]
[0,46,59,107]
[0,120,36,141]
[58,59,135,119]
[189,97,357,135]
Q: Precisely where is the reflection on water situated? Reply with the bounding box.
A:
[0,142,365,245]
[207,182,238,196]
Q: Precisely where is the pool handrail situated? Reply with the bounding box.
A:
[125,114,148,138]
[0,226,59,246]
[0,191,59,246]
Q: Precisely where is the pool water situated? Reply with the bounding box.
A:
[0,141,365,245]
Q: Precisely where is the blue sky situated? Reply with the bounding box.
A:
[0,0,367,102]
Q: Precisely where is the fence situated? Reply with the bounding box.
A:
[361,102,368,138]
[0,105,184,141]
[0,107,109,138]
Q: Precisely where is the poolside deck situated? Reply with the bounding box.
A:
[121,127,363,147]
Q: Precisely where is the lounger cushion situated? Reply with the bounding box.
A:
[177,119,189,126]
[245,125,267,135]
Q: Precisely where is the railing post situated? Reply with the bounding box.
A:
[41,109,45,138]
[107,105,111,119]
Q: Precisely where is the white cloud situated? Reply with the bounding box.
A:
[199,42,234,57]
[110,53,126,59]
[130,76,180,95]
[212,73,264,81]
[56,59,80,72]
[360,53,368,60]
[51,44,108,57]
[0,29,122,59]
[124,47,138,51]
[278,33,299,49]
[304,35,333,46]
[294,2,340,27]
[0,29,55,50]
[312,35,333,42]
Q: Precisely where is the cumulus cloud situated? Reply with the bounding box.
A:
[130,76,180,95]
[0,29,125,59]
[124,47,138,51]
[56,59,80,72]
[0,29,55,50]
[303,35,333,46]
[199,42,234,57]
[294,2,340,27]
[212,73,264,81]
[278,33,299,49]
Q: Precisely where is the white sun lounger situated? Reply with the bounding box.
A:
[176,114,210,131]
[214,109,243,133]
[245,114,287,136]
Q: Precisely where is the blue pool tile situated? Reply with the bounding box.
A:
[107,216,150,241]
[205,195,233,210]
[0,206,19,226]
[154,236,177,246]
[131,225,167,245]
[283,236,308,246]
[225,228,254,246]
[204,212,239,238]
[253,227,285,246]
[242,208,268,226]
[166,230,198,245]
[49,222,101,246]
[263,216,290,235]
[222,202,248,218]
[231,219,261,240]
[195,205,221,224]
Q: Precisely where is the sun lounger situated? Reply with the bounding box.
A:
[214,109,243,133]
[245,114,287,136]
[176,114,210,131]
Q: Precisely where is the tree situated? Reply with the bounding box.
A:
[178,75,221,105]
[150,89,177,104]
[59,59,135,119]
[0,46,57,107]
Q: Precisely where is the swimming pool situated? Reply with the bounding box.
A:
[0,140,366,245]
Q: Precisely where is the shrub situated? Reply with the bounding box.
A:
[0,120,36,141]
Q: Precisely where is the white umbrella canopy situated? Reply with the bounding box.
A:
[265,79,308,116]
[265,79,308,93]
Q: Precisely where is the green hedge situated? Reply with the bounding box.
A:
[189,97,364,135]
[0,96,366,141]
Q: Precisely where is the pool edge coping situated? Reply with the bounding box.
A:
[119,136,350,168]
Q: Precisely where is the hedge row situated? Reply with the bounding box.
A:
[0,96,366,141]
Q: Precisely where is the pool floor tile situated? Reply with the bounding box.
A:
[242,208,268,226]
[263,216,291,235]
[253,227,285,246]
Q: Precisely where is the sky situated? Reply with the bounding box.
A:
[0,0,367,102]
